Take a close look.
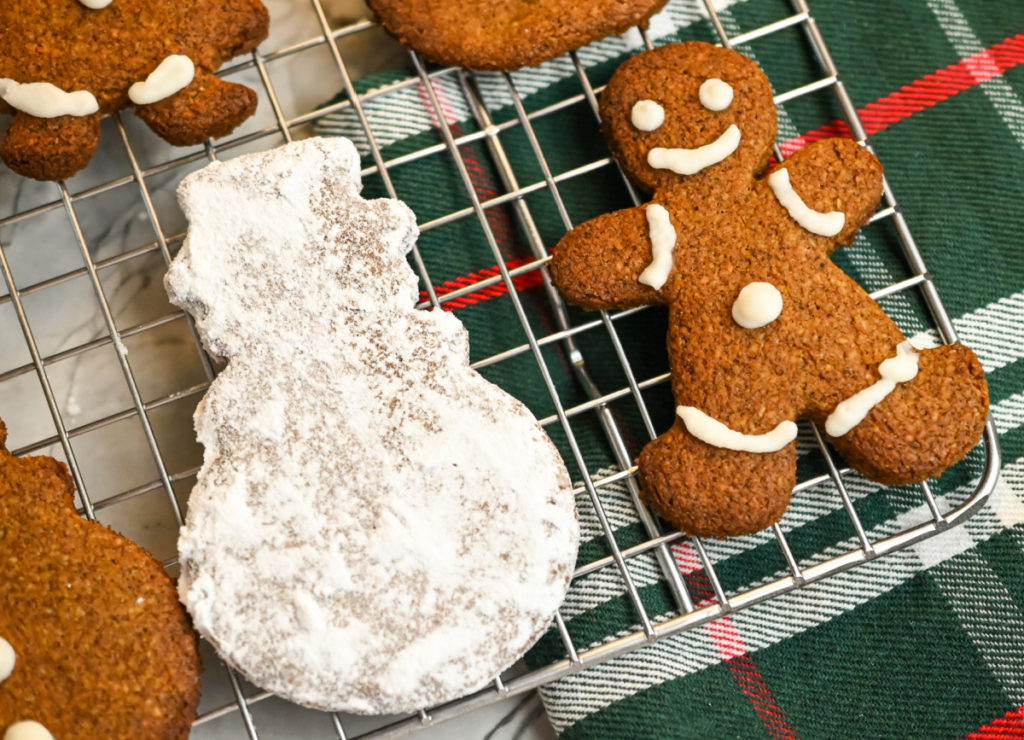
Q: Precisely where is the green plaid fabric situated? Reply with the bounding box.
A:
[318,0,1024,736]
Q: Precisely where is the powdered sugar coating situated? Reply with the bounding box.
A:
[165,137,578,714]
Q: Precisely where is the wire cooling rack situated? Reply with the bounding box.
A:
[0,0,1002,737]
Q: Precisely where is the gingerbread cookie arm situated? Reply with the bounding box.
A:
[764,138,884,249]
[135,68,258,147]
[0,112,101,181]
[550,204,671,311]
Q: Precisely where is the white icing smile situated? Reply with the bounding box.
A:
[768,167,845,237]
[825,341,919,437]
[638,203,676,290]
[0,79,98,118]
[129,55,196,106]
[78,0,113,7]
[678,406,797,453]
[647,123,741,175]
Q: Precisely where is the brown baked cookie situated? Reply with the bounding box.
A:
[0,0,269,181]
[365,0,669,71]
[550,42,989,538]
[0,418,201,738]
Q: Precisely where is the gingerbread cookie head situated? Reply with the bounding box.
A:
[0,0,269,181]
[366,0,669,71]
[0,418,201,738]
[550,42,988,537]
[599,42,777,193]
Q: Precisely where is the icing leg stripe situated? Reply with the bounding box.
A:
[638,203,676,291]
[677,406,797,453]
[825,342,919,437]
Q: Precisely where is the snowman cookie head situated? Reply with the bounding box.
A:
[599,41,778,193]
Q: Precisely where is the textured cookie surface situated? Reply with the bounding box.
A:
[367,0,668,70]
[550,42,988,537]
[0,0,268,181]
[165,137,578,713]
[0,420,201,739]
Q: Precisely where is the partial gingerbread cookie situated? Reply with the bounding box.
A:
[366,0,668,70]
[0,0,269,181]
[550,42,988,537]
[0,419,201,738]
[166,137,578,713]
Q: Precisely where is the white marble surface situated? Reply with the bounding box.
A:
[0,2,558,737]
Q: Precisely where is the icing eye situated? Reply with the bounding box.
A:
[699,78,733,111]
[78,0,113,7]
[631,99,665,131]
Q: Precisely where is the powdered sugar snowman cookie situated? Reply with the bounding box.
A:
[550,42,988,537]
[165,137,578,713]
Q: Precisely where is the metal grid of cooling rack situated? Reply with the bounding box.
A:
[0,0,1002,737]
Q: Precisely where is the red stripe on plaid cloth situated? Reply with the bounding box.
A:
[431,32,1024,311]
[779,31,1024,156]
[419,257,543,311]
[673,543,801,740]
[967,705,1024,739]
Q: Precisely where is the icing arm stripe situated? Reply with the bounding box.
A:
[677,406,797,453]
[767,167,845,237]
[129,55,196,106]
[0,79,98,118]
[825,341,920,437]
[638,203,676,291]
[647,124,741,175]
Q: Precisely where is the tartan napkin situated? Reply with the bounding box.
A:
[317,0,1024,736]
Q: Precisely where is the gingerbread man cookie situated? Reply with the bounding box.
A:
[165,137,578,713]
[0,418,201,738]
[0,0,269,181]
[550,42,988,537]
[366,0,668,71]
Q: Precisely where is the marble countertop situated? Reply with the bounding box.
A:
[0,1,557,737]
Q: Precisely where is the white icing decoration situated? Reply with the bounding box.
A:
[638,203,676,290]
[767,167,845,237]
[732,282,783,329]
[699,78,733,111]
[647,123,741,175]
[631,99,665,131]
[825,341,920,437]
[677,406,798,453]
[128,55,196,106]
[3,722,54,740]
[78,0,113,7]
[0,79,98,118]
[0,637,14,683]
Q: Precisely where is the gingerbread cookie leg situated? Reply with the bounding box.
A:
[639,416,796,537]
[825,343,988,486]
[135,68,258,147]
[0,112,101,181]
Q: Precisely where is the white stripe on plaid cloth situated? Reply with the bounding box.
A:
[542,459,1024,731]
[928,0,1024,148]
[930,550,1024,703]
